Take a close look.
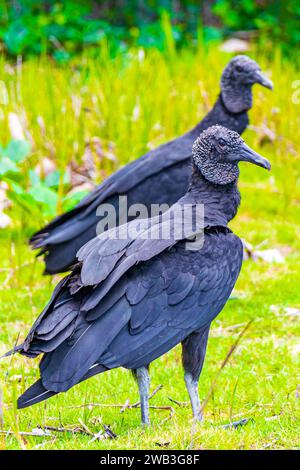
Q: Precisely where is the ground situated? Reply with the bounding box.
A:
[0,45,299,450]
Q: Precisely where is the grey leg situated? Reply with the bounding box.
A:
[133,366,150,426]
[181,326,210,422]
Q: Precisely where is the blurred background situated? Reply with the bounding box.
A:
[0,0,298,222]
[0,1,298,60]
[0,1,299,451]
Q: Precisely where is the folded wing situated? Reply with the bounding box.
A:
[16,229,242,400]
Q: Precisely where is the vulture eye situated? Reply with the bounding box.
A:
[218,138,226,148]
[236,65,243,72]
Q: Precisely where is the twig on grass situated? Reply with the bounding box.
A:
[154,406,175,422]
[120,399,130,413]
[89,425,117,443]
[67,384,163,411]
[69,403,127,409]
[0,428,51,437]
[45,422,115,441]
[168,397,189,407]
[103,425,117,439]
[1,422,117,443]
[130,384,163,408]
[78,418,94,436]
[43,425,79,434]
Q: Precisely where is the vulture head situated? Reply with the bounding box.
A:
[220,55,273,114]
[192,125,271,185]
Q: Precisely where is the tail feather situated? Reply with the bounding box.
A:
[17,379,57,409]
[29,204,85,248]
[41,223,98,274]
[17,364,108,409]
[1,344,23,359]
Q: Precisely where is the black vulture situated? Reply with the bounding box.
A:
[30,55,272,274]
[7,125,271,424]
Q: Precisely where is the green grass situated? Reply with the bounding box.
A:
[0,43,299,450]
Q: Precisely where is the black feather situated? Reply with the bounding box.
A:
[11,125,267,416]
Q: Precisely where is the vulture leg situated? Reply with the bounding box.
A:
[181,326,210,421]
[133,366,150,426]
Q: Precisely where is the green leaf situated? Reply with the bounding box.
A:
[28,183,58,207]
[4,21,29,55]
[4,140,31,163]
[203,26,223,42]
[45,170,69,188]
[7,187,39,214]
[0,157,19,176]
[83,29,105,44]
[5,179,24,195]
[29,170,40,186]
[53,50,71,63]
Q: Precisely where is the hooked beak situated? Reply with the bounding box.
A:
[252,70,273,90]
[237,142,271,170]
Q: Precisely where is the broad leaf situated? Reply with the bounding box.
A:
[4,139,31,163]
[0,157,19,175]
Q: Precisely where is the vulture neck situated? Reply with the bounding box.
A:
[187,163,241,228]
[190,94,249,138]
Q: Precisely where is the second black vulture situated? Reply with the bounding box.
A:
[30,55,273,274]
[7,125,271,425]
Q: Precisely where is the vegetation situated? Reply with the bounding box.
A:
[0,41,299,449]
[0,1,298,61]
[0,137,84,218]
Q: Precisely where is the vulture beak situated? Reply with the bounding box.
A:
[253,70,273,90]
[227,143,271,170]
[237,142,271,170]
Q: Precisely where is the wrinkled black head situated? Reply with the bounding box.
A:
[221,55,273,114]
[192,125,271,185]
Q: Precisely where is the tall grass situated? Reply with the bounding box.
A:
[0,43,299,217]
